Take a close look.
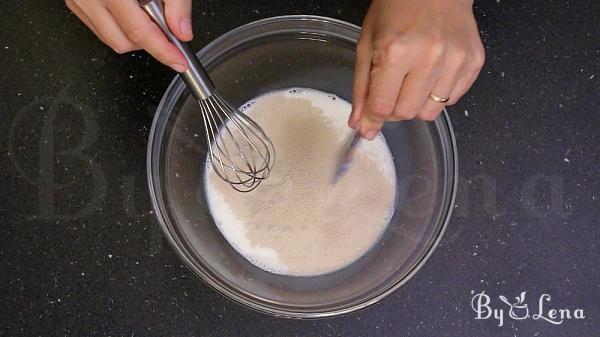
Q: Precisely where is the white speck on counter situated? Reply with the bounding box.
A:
[501,71,505,77]
[108,254,113,258]
[464,110,469,116]
[564,158,570,162]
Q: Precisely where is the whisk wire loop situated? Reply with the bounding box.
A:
[199,92,275,192]
[140,0,274,192]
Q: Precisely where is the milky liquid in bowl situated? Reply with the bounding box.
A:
[204,88,397,276]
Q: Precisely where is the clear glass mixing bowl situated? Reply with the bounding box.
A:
[147,15,457,318]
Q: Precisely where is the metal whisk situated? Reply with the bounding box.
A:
[141,0,274,192]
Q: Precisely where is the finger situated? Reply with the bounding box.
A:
[85,5,137,54]
[447,70,479,105]
[164,0,193,41]
[417,47,472,121]
[447,53,484,105]
[393,43,445,121]
[107,0,188,72]
[392,67,436,120]
[417,67,460,121]
[349,41,372,129]
[65,0,106,44]
[360,52,408,140]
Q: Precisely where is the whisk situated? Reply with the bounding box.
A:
[141,0,275,192]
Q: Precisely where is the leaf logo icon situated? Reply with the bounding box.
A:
[499,292,529,320]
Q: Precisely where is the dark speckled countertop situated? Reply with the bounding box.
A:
[1,0,599,336]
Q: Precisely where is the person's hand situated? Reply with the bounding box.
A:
[66,0,192,72]
[349,0,485,140]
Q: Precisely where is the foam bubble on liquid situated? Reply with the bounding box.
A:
[239,100,256,113]
[383,206,395,223]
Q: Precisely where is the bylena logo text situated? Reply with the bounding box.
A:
[471,291,585,327]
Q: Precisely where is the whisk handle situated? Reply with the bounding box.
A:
[140,0,215,100]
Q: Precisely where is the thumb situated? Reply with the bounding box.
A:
[164,0,193,41]
[349,105,363,129]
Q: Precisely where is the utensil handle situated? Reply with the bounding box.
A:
[140,0,214,100]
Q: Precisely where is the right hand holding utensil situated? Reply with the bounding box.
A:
[348,0,485,140]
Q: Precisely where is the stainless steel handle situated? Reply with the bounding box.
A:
[140,0,215,100]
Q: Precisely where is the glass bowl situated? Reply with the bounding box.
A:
[147,15,457,318]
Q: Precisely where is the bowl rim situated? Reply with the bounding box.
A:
[147,14,458,318]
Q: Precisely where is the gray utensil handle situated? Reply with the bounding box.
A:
[140,0,215,100]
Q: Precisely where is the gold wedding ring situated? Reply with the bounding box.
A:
[428,93,450,103]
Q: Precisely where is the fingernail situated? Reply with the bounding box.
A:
[348,118,357,128]
[180,18,193,39]
[349,109,361,128]
[171,63,187,73]
[364,129,378,140]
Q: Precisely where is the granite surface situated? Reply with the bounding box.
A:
[1,0,599,336]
